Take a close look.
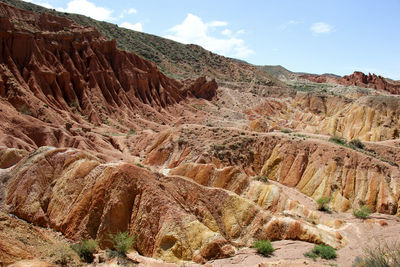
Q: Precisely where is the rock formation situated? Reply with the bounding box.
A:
[3,147,343,263]
[144,126,400,215]
[300,71,400,95]
[1,1,400,266]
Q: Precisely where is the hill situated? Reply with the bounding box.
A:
[0,0,285,88]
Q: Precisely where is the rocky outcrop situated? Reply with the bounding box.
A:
[144,126,400,215]
[300,71,400,95]
[185,76,218,100]
[0,2,183,122]
[0,211,81,266]
[3,147,343,263]
[248,93,400,141]
[0,2,212,160]
[0,147,28,168]
[170,163,321,223]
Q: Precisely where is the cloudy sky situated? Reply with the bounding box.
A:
[24,0,400,79]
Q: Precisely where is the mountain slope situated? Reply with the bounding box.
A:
[0,0,284,88]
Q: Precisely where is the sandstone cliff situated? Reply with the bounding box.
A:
[144,126,400,216]
[2,146,343,263]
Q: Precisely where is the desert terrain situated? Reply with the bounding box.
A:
[0,1,400,266]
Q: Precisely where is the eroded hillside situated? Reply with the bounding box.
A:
[0,1,400,267]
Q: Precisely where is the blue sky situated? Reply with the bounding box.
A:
[24,0,400,79]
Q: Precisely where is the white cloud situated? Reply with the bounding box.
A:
[207,21,227,27]
[119,8,137,18]
[120,22,143,32]
[279,20,301,31]
[127,8,137,14]
[57,0,113,21]
[23,0,53,9]
[221,29,232,36]
[310,22,334,34]
[164,13,253,59]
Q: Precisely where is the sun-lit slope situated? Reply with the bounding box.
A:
[0,0,285,89]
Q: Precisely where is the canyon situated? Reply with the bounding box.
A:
[0,1,400,266]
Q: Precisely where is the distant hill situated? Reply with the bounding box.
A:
[257,65,295,80]
[0,0,284,87]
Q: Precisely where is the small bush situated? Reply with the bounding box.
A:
[177,138,185,145]
[353,206,372,219]
[255,175,268,183]
[329,135,347,146]
[280,128,292,134]
[49,244,78,267]
[135,163,144,168]
[317,197,331,213]
[349,139,365,149]
[71,239,98,263]
[108,231,135,256]
[304,251,318,261]
[254,240,274,256]
[352,241,400,267]
[307,244,337,260]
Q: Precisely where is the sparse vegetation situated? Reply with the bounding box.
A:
[352,241,400,267]
[177,138,185,145]
[128,128,135,135]
[19,105,32,116]
[49,244,78,267]
[316,197,332,213]
[305,244,337,260]
[255,175,269,183]
[349,139,365,149]
[280,128,292,134]
[108,231,135,256]
[353,206,372,219]
[329,135,347,146]
[71,239,98,263]
[254,240,274,256]
[304,251,318,261]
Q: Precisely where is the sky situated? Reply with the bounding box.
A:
[24,0,400,79]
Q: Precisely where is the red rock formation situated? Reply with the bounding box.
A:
[0,2,184,122]
[185,76,218,100]
[4,147,343,263]
[300,71,400,95]
[0,2,213,159]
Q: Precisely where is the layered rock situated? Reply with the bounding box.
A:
[144,126,400,215]
[300,71,400,95]
[248,93,400,141]
[170,163,321,223]
[0,2,211,159]
[3,146,343,263]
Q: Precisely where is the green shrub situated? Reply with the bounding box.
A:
[255,175,268,183]
[349,139,365,149]
[316,197,331,213]
[353,206,372,219]
[304,251,318,261]
[311,244,337,260]
[280,128,292,134]
[329,135,347,146]
[108,231,135,256]
[254,240,274,256]
[128,128,135,135]
[71,239,98,263]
